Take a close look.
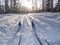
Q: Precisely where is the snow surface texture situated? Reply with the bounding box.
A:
[0,13,60,45]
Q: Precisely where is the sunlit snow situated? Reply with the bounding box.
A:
[0,13,60,45]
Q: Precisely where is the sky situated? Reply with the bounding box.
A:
[19,0,42,9]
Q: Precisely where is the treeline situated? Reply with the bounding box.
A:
[42,0,60,12]
[0,0,60,14]
[0,0,20,14]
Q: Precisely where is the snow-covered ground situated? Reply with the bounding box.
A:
[0,12,60,45]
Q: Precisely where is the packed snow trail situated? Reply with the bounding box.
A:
[0,13,60,45]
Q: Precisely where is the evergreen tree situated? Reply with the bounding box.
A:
[46,0,53,12]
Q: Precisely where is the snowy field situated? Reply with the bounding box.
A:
[0,12,60,45]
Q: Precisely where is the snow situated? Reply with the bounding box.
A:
[0,12,60,45]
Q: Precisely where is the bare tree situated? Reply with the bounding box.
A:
[0,1,1,13]
[42,0,44,12]
[10,0,16,13]
[14,0,16,12]
[36,0,37,12]
[5,0,9,13]
[10,0,20,13]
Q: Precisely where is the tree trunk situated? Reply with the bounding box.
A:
[5,0,9,13]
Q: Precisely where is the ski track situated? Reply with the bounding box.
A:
[0,13,60,45]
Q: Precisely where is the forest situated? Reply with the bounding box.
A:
[0,0,60,14]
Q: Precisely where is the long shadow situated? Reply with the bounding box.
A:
[17,22,22,45]
[45,40,51,45]
[7,22,22,45]
[31,21,42,45]
[32,21,51,45]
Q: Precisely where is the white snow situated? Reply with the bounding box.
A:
[0,12,60,45]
